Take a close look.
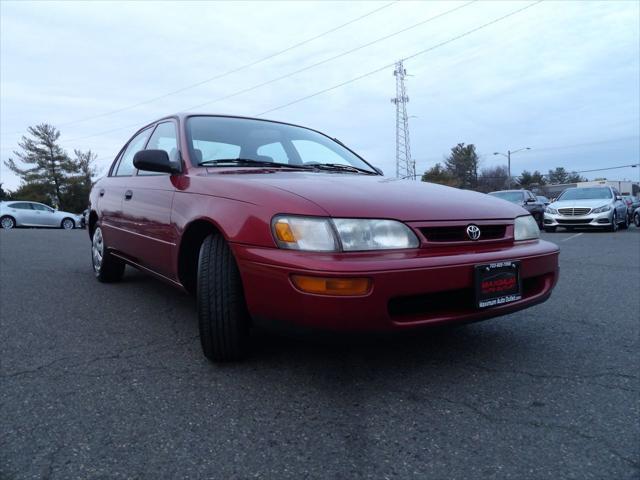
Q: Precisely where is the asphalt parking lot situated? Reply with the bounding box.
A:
[1,227,638,479]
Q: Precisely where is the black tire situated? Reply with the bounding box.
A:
[620,214,629,230]
[534,213,543,229]
[197,233,250,362]
[544,227,557,233]
[1,215,16,229]
[634,212,640,227]
[609,212,618,232]
[92,225,125,282]
[61,217,75,229]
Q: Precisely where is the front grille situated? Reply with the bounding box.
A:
[557,219,594,224]
[558,207,591,216]
[419,225,507,243]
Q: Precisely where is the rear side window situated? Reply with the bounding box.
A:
[8,202,33,210]
[140,122,179,176]
[114,128,152,176]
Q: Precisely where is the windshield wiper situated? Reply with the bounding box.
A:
[305,163,377,175]
[198,158,311,169]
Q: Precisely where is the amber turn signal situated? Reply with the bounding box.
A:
[291,275,371,296]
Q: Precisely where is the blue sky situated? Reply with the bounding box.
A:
[1,0,638,190]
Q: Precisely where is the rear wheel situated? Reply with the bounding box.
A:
[1,216,15,229]
[92,226,125,282]
[634,212,640,227]
[197,233,250,362]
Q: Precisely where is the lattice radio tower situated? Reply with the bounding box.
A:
[391,60,415,180]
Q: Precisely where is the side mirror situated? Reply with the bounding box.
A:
[525,198,535,203]
[615,195,622,201]
[133,150,180,174]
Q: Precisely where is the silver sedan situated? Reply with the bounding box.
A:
[0,201,82,229]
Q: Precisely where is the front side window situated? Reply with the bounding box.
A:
[140,122,179,176]
[114,128,152,176]
[186,116,375,173]
[31,204,52,212]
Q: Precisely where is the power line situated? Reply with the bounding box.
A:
[256,0,543,116]
[184,1,476,112]
[2,1,476,149]
[0,1,397,137]
[1,1,475,149]
[528,135,640,152]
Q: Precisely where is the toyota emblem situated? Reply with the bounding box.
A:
[466,224,481,241]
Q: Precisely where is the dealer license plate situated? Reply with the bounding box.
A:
[475,261,522,309]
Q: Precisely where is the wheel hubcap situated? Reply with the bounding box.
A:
[92,227,104,271]
[1,218,13,229]
[63,219,73,229]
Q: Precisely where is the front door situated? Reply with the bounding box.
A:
[31,203,58,226]
[100,127,153,253]
[119,121,179,279]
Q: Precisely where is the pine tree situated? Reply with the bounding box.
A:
[4,124,78,207]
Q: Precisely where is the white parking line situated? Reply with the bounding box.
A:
[562,233,584,242]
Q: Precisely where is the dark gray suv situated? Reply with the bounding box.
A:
[488,190,545,228]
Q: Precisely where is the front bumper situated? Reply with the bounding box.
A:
[544,211,612,228]
[232,240,559,332]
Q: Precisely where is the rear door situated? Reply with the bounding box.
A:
[6,202,38,225]
[119,121,179,278]
[100,127,153,253]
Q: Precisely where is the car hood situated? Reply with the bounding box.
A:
[207,171,527,221]
[549,199,613,209]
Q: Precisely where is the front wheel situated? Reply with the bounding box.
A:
[61,218,75,229]
[1,216,15,229]
[197,233,250,362]
[620,213,629,230]
[609,212,619,232]
[634,212,640,227]
[92,226,125,282]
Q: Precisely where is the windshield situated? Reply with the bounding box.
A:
[186,116,376,173]
[557,187,612,201]
[488,191,524,203]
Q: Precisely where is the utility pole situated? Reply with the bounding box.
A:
[391,60,415,180]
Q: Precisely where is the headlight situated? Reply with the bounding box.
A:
[592,205,611,213]
[332,219,419,251]
[272,216,419,252]
[514,215,540,241]
[545,206,558,214]
[271,216,338,251]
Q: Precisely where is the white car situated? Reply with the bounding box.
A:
[0,201,82,229]
[543,186,629,232]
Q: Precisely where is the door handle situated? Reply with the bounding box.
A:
[99,189,105,197]
[124,190,133,200]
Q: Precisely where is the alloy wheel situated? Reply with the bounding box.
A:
[62,219,74,229]
[1,217,15,229]
[92,227,104,272]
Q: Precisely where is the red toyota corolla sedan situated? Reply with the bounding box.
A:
[88,114,559,361]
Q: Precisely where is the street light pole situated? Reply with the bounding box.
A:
[507,150,511,189]
[493,147,531,188]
